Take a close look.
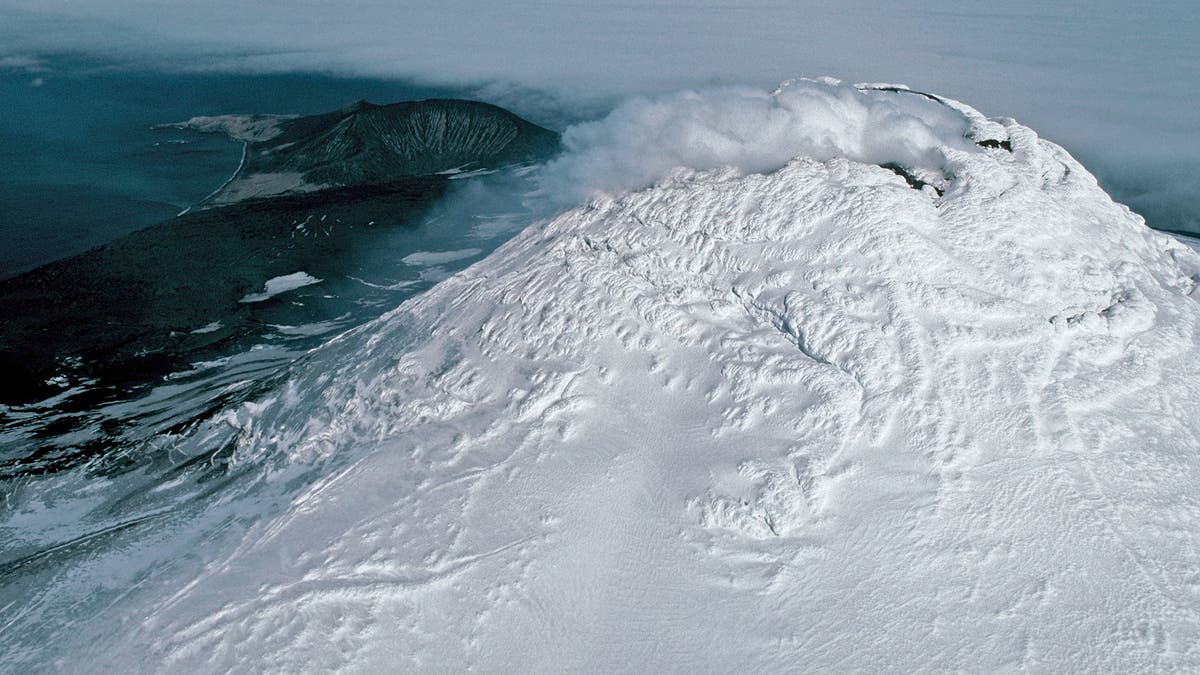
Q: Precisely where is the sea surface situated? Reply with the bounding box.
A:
[0,63,480,277]
[0,64,563,479]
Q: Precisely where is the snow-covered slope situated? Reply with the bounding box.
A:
[6,83,1200,671]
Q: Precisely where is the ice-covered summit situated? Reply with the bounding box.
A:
[535,78,1006,204]
[5,81,1200,671]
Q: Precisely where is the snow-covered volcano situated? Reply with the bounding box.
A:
[4,81,1200,671]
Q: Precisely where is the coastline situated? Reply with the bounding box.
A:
[180,138,248,215]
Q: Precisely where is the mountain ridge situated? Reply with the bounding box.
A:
[170,98,561,206]
[0,98,559,408]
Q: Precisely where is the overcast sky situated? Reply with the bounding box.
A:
[1,0,1197,228]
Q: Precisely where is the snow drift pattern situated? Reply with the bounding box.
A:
[4,84,1200,671]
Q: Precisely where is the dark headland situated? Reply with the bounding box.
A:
[0,98,560,409]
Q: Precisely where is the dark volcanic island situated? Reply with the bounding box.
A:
[0,99,560,407]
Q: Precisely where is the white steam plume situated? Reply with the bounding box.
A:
[536,79,977,205]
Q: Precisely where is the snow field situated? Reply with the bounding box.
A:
[8,82,1200,672]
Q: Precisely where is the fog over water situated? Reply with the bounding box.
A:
[0,0,1197,231]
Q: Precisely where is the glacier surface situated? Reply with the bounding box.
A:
[4,82,1200,671]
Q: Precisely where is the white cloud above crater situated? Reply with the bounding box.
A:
[1,0,1196,228]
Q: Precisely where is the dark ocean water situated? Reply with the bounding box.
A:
[0,64,471,277]
[0,63,557,478]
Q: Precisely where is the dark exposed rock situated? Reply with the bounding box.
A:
[0,177,449,406]
[0,99,562,407]
[977,138,1013,151]
[202,98,561,206]
[880,162,945,197]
